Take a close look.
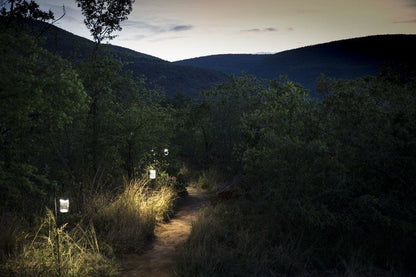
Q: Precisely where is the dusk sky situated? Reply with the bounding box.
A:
[34,0,416,61]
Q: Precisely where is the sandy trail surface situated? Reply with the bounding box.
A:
[120,187,206,277]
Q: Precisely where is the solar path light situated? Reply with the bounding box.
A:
[149,169,156,179]
[59,198,69,213]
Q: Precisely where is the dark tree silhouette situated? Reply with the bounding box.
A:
[0,0,54,21]
[75,0,135,44]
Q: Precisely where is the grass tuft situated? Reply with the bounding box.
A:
[4,208,119,277]
[90,177,177,253]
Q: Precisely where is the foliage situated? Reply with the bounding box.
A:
[75,0,135,44]
[186,76,262,172]
[0,24,88,213]
[177,73,416,275]
[1,0,54,21]
[71,45,176,191]
[175,204,310,277]
[195,168,224,192]
[3,209,119,277]
[86,177,176,253]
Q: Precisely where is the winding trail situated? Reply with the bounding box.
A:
[120,187,206,277]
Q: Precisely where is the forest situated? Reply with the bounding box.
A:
[1,1,415,276]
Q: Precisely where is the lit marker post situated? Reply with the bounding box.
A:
[148,148,168,186]
[149,169,156,179]
[54,197,69,277]
[59,198,69,213]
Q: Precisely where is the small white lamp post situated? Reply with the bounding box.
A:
[149,169,156,179]
[59,198,69,213]
[55,197,69,277]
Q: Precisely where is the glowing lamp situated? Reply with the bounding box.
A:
[164,148,169,156]
[149,169,156,179]
[59,198,69,213]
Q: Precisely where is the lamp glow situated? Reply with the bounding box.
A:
[149,169,156,179]
[164,148,169,156]
[59,198,69,213]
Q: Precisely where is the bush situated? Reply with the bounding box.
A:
[196,168,224,192]
[176,75,416,275]
[0,213,26,265]
[175,203,310,277]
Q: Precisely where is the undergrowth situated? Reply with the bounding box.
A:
[1,176,178,276]
[3,209,118,277]
[88,177,177,254]
[195,168,224,192]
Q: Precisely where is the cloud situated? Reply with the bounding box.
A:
[122,20,163,32]
[243,28,261,32]
[122,34,147,41]
[264,27,277,32]
[241,27,278,32]
[151,36,184,42]
[405,0,416,6]
[170,25,193,32]
[393,19,416,23]
[122,20,193,35]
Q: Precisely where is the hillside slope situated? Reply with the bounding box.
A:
[175,34,416,91]
[27,20,228,98]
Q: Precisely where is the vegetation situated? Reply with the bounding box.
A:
[0,3,182,275]
[4,209,118,277]
[89,178,176,254]
[176,73,416,276]
[1,1,416,276]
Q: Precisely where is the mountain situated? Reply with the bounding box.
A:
[175,34,416,92]
[24,20,416,96]
[26,20,228,98]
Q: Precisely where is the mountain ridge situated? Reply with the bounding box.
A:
[25,20,228,98]
[175,34,416,92]
[25,20,416,96]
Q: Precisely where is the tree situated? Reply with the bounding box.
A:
[0,25,87,213]
[0,0,54,21]
[75,0,135,44]
[196,76,262,172]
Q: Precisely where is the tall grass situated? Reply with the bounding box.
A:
[175,199,400,277]
[0,213,25,265]
[90,177,177,253]
[174,203,307,277]
[1,176,178,275]
[3,208,119,277]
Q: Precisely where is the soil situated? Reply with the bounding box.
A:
[119,186,207,277]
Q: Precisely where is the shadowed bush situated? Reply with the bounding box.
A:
[175,203,312,277]
[175,74,416,276]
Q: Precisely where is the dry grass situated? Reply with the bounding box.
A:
[91,177,177,253]
[1,177,178,275]
[4,209,119,277]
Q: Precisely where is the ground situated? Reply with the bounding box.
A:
[120,186,206,277]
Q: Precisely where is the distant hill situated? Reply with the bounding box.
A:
[175,35,416,92]
[26,20,228,98]
[24,20,416,96]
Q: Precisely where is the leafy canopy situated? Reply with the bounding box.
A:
[0,0,54,21]
[75,0,135,44]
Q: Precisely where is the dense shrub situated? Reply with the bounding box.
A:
[177,74,416,275]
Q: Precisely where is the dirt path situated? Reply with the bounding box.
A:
[120,187,206,277]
